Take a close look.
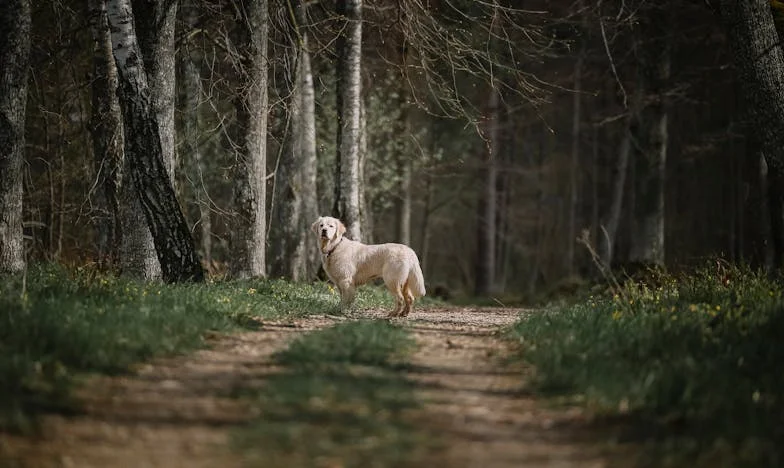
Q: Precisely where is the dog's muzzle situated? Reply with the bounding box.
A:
[321,229,328,238]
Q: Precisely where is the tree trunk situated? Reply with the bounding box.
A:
[132,0,177,182]
[333,0,363,241]
[629,7,669,267]
[419,171,434,277]
[598,123,632,268]
[567,44,584,276]
[358,97,374,243]
[179,0,211,266]
[108,0,203,282]
[297,6,320,280]
[475,86,499,296]
[89,0,123,268]
[269,0,317,281]
[0,0,30,274]
[396,83,412,246]
[230,0,268,279]
[116,0,177,278]
[721,0,784,269]
[767,158,784,269]
[740,147,769,268]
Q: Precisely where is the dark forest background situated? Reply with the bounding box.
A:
[1,0,778,299]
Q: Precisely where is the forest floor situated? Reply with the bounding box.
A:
[1,306,633,467]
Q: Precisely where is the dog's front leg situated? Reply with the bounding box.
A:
[337,280,357,313]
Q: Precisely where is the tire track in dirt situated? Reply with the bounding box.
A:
[379,306,622,468]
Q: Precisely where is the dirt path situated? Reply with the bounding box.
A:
[1,307,621,467]
[389,307,614,467]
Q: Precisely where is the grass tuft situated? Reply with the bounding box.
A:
[275,320,415,369]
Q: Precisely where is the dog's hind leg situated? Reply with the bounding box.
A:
[384,278,405,317]
[401,281,415,317]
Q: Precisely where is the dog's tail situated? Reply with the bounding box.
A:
[409,259,427,298]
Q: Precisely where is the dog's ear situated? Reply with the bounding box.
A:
[311,217,322,234]
[337,220,346,237]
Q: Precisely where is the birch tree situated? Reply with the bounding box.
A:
[269,0,318,280]
[0,0,31,274]
[629,6,670,267]
[332,0,363,241]
[474,86,500,296]
[230,0,269,279]
[89,0,123,267]
[107,0,204,282]
[179,0,212,265]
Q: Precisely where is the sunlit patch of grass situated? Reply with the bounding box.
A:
[235,320,438,467]
[507,262,784,467]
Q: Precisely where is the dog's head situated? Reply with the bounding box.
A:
[311,216,346,242]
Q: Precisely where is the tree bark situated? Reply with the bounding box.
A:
[132,0,178,182]
[269,0,317,281]
[108,0,203,282]
[721,0,784,269]
[475,86,499,296]
[333,0,363,241]
[89,0,123,268]
[396,79,412,246]
[0,0,30,274]
[230,0,269,279]
[567,43,584,276]
[115,0,178,278]
[297,7,320,280]
[767,158,784,269]
[629,7,669,267]
[358,97,373,243]
[599,123,632,268]
[179,0,212,266]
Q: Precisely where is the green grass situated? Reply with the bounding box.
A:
[507,263,784,467]
[0,263,392,433]
[235,320,436,467]
[275,320,415,369]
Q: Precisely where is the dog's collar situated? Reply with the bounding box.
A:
[323,237,344,258]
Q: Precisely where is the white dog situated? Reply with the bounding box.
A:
[311,216,426,317]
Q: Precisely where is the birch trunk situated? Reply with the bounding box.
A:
[180,0,211,265]
[333,0,363,241]
[269,0,317,280]
[598,123,632,268]
[230,0,268,279]
[89,0,123,268]
[567,46,584,275]
[0,0,30,274]
[359,98,373,243]
[629,7,669,267]
[132,0,177,182]
[395,67,412,245]
[107,0,203,282]
[297,10,320,280]
[475,86,499,296]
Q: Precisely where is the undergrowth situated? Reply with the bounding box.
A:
[508,263,784,467]
[0,263,391,433]
[235,320,437,467]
